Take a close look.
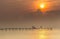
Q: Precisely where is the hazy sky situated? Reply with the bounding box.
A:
[0,0,60,29]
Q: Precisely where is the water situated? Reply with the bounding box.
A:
[0,29,60,39]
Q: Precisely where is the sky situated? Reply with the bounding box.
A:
[0,0,60,29]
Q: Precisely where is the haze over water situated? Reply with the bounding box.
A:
[0,29,60,39]
[0,0,60,39]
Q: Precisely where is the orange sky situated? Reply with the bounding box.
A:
[33,0,60,12]
[0,0,60,28]
[0,0,60,13]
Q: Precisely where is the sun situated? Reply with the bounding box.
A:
[39,3,47,14]
[40,3,45,9]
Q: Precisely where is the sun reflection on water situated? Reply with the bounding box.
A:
[39,30,49,39]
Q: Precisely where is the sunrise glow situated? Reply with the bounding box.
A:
[39,3,47,13]
[40,3,45,9]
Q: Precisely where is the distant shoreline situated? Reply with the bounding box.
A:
[0,26,53,30]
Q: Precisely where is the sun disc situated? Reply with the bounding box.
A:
[40,3,45,9]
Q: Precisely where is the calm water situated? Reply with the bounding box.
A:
[0,29,60,39]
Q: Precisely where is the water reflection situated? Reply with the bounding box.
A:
[0,29,60,39]
[39,30,49,39]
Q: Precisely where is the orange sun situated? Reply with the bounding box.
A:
[40,3,45,9]
[39,3,46,13]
